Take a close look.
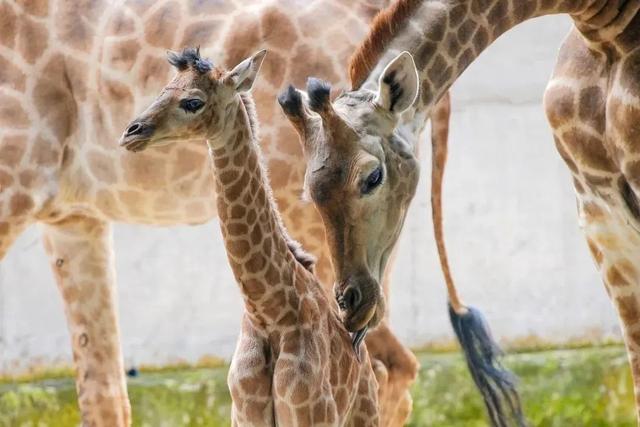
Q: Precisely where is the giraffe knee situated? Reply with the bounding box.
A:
[371,358,389,394]
[389,347,420,384]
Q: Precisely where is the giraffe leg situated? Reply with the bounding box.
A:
[365,321,419,427]
[360,240,418,426]
[42,215,130,426]
[581,213,640,420]
[227,317,274,426]
[0,216,31,260]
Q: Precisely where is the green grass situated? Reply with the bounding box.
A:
[409,346,634,427]
[0,347,635,426]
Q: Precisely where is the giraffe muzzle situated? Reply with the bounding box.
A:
[119,121,156,152]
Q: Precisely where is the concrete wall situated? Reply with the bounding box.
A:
[0,16,623,374]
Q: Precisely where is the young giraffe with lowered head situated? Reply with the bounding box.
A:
[120,47,379,426]
[0,0,441,424]
[281,0,640,423]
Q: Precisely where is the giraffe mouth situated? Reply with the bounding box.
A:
[351,325,368,363]
[121,138,150,152]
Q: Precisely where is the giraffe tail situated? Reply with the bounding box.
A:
[430,92,527,427]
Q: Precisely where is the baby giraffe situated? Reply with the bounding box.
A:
[119,48,379,426]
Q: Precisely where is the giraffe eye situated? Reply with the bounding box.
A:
[361,167,383,195]
[180,98,205,113]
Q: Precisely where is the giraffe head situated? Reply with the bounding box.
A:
[119,47,266,151]
[278,52,422,334]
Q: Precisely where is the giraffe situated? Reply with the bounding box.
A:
[119,47,380,427]
[0,0,434,424]
[278,0,640,423]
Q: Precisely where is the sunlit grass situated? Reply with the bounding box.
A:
[0,347,634,426]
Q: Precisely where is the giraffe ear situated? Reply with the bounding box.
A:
[224,49,267,92]
[375,51,419,114]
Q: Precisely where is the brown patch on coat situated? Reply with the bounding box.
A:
[609,99,640,154]
[18,0,49,16]
[181,20,223,47]
[104,39,141,73]
[544,85,575,128]
[0,94,30,129]
[18,170,37,188]
[0,169,13,189]
[607,265,631,287]
[0,3,17,48]
[144,1,180,48]
[561,128,617,172]
[289,45,339,87]
[17,16,48,64]
[0,55,27,91]
[349,0,421,88]
[578,86,606,134]
[617,295,640,324]
[10,193,34,216]
[106,9,135,36]
[33,79,75,141]
[260,7,297,50]
[172,148,206,180]
[261,50,286,88]
[0,135,27,166]
[42,55,88,101]
[99,78,134,129]
[55,0,102,52]
[224,14,261,68]
[137,55,171,93]
[586,238,603,265]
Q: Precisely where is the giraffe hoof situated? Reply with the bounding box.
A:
[351,325,369,363]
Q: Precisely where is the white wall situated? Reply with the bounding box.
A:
[0,16,622,374]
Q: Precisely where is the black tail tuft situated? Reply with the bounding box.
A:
[449,304,527,427]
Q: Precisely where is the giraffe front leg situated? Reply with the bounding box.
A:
[578,201,640,420]
[585,223,640,420]
[228,317,274,427]
[42,216,130,426]
[365,321,419,427]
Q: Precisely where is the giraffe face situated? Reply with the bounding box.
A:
[119,48,266,152]
[278,52,421,333]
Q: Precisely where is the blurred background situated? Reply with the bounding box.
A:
[1,15,620,373]
[1,13,632,427]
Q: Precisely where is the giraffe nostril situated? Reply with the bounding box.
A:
[126,123,143,136]
[343,287,362,310]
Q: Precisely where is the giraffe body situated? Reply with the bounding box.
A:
[545,24,640,412]
[120,48,379,426]
[279,0,640,422]
[0,1,416,425]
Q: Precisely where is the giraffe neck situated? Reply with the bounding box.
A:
[361,0,638,111]
[207,94,300,327]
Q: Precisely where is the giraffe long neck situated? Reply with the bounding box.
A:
[208,96,299,327]
[362,0,637,112]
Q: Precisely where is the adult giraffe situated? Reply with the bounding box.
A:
[0,0,449,424]
[279,0,640,423]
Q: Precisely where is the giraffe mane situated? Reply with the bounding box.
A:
[239,92,260,141]
[239,92,316,272]
[348,0,421,89]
